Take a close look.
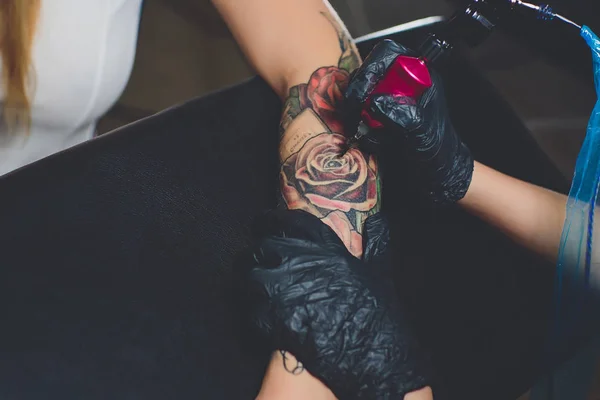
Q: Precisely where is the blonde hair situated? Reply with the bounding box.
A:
[0,0,39,135]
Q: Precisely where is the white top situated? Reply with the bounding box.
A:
[0,0,143,176]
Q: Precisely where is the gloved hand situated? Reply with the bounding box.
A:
[235,209,430,399]
[345,39,474,205]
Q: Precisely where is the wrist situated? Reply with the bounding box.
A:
[405,386,434,400]
[257,351,336,400]
[457,160,485,209]
[430,141,473,205]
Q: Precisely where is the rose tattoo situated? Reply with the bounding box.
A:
[281,133,378,257]
[302,67,349,134]
[277,10,380,258]
[281,67,350,135]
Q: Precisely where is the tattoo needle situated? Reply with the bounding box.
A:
[340,121,369,156]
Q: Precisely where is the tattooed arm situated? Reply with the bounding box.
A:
[211,0,353,98]
[212,0,379,257]
[212,1,387,398]
[256,352,335,400]
[276,9,379,258]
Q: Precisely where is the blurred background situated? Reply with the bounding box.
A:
[98,0,597,180]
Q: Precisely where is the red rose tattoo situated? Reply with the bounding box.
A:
[303,67,349,134]
[277,11,380,258]
[280,133,378,257]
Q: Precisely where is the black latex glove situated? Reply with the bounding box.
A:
[345,39,474,205]
[236,209,430,399]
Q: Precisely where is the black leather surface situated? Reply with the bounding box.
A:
[0,77,281,399]
[0,60,568,399]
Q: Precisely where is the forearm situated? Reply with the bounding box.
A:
[257,352,335,400]
[214,1,377,398]
[258,352,433,400]
[274,9,379,259]
[459,161,567,263]
[214,0,376,257]
[211,0,348,97]
[266,5,377,397]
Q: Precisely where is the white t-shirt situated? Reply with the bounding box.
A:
[0,0,143,176]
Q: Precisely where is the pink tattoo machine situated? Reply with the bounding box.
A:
[350,0,582,144]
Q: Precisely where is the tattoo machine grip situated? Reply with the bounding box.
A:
[357,0,583,132]
[361,56,432,129]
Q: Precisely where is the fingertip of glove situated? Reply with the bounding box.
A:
[363,213,390,252]
[374,39,415,57]
[254,240,284,269]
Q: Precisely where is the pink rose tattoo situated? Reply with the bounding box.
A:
[280,67,349,136]
[278,11,380,258]
[280,133,378,257]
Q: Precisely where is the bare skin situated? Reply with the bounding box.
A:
[459,161,566,263]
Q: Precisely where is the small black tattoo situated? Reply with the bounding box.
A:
[280,350,305,375]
